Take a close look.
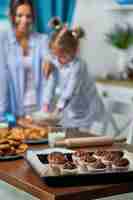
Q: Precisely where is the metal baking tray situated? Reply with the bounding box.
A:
[26,148,133,186]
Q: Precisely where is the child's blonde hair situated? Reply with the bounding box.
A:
[49,17,85,53]
[43,18,85,79]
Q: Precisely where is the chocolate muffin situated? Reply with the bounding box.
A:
[48,152,67,165]
[72,150,93,165]
[73,152,97,173]
[102,150,124,163]
[63,161,77,170]
[61,161,77,175]
[73,150,87,158]
[88,159,106,171]
[111,150,124,158]
[112,158,129,169]
[94,150,107,159]
[80,154,97,163]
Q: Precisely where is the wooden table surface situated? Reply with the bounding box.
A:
[0,143,133,200]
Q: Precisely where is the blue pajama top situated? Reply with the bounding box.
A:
[0,28,52,121]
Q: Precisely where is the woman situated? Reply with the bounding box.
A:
[0,0,51,122]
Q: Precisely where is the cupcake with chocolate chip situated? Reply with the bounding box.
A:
[111,150,124,158]
[73,150,94,162]
[73,151,96,173]
[94,150,107,159]
[78,153,97,171]
[48,152,67,166]
[112,158,130,170]
[87,159,107,171]
[80,153,97,164]
[102,150,124,165]
[72,150,87,162]
[60,161,78,175]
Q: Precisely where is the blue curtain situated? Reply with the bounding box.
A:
[34,0,76,33]
[0,0,9,18]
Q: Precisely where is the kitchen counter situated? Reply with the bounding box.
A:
[96,79,133,88]
[0,143,133,200]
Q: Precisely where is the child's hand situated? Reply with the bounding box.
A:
[25,115,33,123]
[43,60,54,79]
[49,107,60,119]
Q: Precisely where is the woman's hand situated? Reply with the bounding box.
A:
[43,60,54,79]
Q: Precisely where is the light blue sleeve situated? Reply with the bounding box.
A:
[57,61,81,109]
[40,34,57,106]
[42,71,56,105]
[40,34,53,62]
[39,34,57,107]
[0,33,9,121]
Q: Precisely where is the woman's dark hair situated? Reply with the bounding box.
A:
[9,0,35,25]
[49,17,85,53]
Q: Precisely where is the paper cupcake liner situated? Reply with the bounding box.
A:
[60,167,78,175]
[112,164,129,170]
[87,165,106,172]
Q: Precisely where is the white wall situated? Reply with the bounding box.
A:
[72,0,133,77]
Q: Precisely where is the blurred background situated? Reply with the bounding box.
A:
[1,0,133,78]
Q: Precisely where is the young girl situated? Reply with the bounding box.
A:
[43,18,105,129]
